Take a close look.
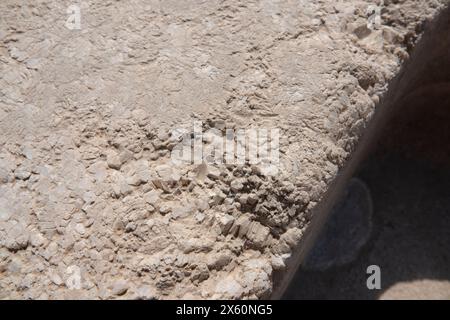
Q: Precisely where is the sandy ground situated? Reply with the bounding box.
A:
[284,154,450,299]
[0,0,447,299]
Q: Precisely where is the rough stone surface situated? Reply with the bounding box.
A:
[0,0,446,299]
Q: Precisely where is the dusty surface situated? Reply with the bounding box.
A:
[0,0,447,299]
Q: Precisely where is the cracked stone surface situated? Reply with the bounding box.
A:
[0,0,447,299]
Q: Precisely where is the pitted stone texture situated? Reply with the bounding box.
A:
[0,0,445,299]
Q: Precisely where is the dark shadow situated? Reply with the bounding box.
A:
[283,8,450,299]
